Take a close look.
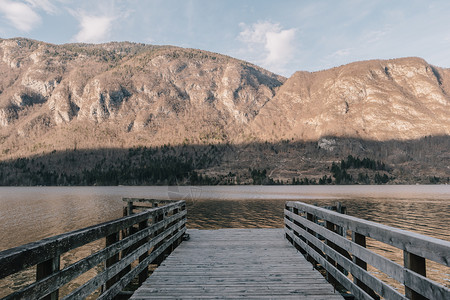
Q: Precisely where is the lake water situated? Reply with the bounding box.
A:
[0,185,449,296]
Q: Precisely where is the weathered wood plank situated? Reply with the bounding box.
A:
[143,277,327,283]
[105,231,120,289]
[285,210,405,282]
[403,269,450,300]
[285,201,450,300]
[63,221,186,299]
[286,219,406,300]
[285,227,372,300]
[131,229,343,299]
[98,228,186,300]
[0,201,185,279]
[404,251,427,300]
[2,211,186,300]
[131,296,341,300]
[36,255,60,300]
[286,201,450,266]
[123,198,179,205]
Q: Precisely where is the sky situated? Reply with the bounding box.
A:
[0,0,450,77]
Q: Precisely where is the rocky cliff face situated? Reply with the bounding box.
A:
[0,38,449,160]
[0,38,284,157]
[248,57,450,141]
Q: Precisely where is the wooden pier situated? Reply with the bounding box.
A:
[130,228,343,299]
[1,198,449,300]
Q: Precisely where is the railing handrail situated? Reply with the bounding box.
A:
[0,199,186,300]
[286,201,450,266]
[123,198,178,204]
[285,201,450,300]
[0,200,185,280]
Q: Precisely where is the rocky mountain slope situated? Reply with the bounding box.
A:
[249,57,450,141]
[0,38,449,185]
[0,38,284,159]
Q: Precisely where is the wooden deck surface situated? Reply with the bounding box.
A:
[130,228,344,299]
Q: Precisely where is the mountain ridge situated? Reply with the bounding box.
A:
[248,56,450,141]
[0,37,285,158]
[0,38,449,185]
[1,38,449,157]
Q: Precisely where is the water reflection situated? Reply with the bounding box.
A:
[186,199,286,228]
[0,187,124,250]
[182,192,450,241]
[344,197,450,240]
[1,185,449,248]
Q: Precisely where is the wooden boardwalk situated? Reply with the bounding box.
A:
[130,228,343,299]
[2,199,448,299]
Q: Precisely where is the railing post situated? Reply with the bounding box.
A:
[353,232,379,299]
[119,201,134,285]
[404,251,427,300]
[335,202,346,236]
[325,220,337,286]
[172,206,180,250]
[36,255,60,300]
[178,202,187,246]
[138,218,149,285]
[292,207,299,232]
[306,212,318,266]
[127,200,133,216]
[105,231,120,290]
[153,203,166,266]
[291,207,305,252]
[161,208,171,260]
[285,204,293,244]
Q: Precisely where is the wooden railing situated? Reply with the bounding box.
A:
[122,198,182,215]
[0,199,186,300]
[284,201,450,300]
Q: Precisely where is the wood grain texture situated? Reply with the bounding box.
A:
[286,201,450,266]
[1,200,186,300]
[130,228,344,299]
[0,201,185,280]
[284,209,404,282]
[285,220,406,300]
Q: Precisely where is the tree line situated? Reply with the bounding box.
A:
[1,137,449,186]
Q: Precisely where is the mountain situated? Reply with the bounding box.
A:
[248,57,450,141]
[0,38,449,185]
[0,38,284,158]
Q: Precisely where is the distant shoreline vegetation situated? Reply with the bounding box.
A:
[0,139,448,186]
[249,155,393,185]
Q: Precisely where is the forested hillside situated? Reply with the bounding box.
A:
[1,136,448,186]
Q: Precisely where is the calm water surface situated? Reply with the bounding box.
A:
[0,185,449,295]
[1,185,449,250]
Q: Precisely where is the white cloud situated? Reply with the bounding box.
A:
[25,0,58,14]
[0,0,41,32]
[73,13,114,43]
[238,21,297,75]
[265,29,296,66]
[239,21,280,45]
